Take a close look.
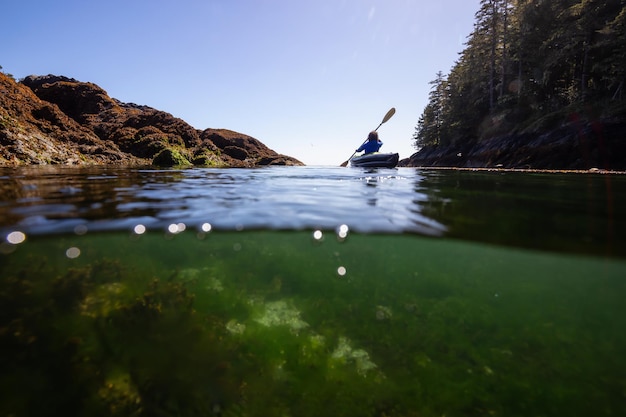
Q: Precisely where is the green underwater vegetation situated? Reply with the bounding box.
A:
[1,230,625,416]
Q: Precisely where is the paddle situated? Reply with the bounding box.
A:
[340,107,396,167]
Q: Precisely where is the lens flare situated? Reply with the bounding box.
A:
[74,224,88,235]
[133,224,146,235]
[167,223,186,234]
[6,231,26,245]
[336,224,349,240]
[66,247,81,259]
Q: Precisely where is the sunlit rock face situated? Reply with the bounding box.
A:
[1,73,304,167]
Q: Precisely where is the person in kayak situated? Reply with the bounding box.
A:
[356,131,383,154]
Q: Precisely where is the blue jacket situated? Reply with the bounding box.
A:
[357,140,383,154]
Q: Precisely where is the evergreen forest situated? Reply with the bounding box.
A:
[413,0,626,150]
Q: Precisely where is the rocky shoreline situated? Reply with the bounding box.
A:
[3,72,624,171]
[400,118,626,171]
[0,73,303,167]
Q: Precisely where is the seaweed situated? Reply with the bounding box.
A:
[1,231,625,416]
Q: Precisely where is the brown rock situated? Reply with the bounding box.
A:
[200,128,303,167]
[21,75,116,123]
[0,73,140,165]
[223,145,249,160]
[1,73,304,167]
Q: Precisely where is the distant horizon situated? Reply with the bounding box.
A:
[1,0,482,165]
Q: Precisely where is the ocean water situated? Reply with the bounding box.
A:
[1,166,625,417]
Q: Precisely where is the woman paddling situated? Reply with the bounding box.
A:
[356,131,383,155]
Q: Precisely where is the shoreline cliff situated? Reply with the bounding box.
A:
[0,73,303,167]
[400,117,626,171]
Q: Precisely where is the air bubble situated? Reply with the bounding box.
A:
[133,224,146,235]
[6,231,26,245]
[66,247,81,259]
[167,223,186,234]
[74,224,88,235]
[336,224,349,240]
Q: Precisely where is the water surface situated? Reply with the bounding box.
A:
[1,166,625,417]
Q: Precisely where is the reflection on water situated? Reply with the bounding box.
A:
[1,166,625,258]
[0,166,444,236]
[414,170,624,258]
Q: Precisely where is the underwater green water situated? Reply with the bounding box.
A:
[2,230,625,417]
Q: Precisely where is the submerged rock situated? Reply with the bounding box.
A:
[225,319,246,335]
[375,305,393,320]
[254,300,309,333]
[80,283,127,317]
[205,277,224,293]
[331,336,378,376]
[98,371,141,415]
[178,268,223,292]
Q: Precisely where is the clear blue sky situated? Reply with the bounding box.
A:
[2,0,481,166]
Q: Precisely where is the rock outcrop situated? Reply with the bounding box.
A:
[400,119,626,171]
[0,73,303,167]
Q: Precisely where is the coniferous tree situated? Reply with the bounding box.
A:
[413,0,626,152]
[596,4,626,100]
[413,71,447,148]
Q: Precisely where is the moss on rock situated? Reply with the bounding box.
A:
[152,148,191,167]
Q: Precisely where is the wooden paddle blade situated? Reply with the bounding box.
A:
[381,107,395,124]
[340,160,349,167]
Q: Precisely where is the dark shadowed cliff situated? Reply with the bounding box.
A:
[400,118,626,171]
[0,73,303,167]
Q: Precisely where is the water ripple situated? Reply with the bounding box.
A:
[0,166,445,236]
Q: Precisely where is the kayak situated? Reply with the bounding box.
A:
[350,152,399,168]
